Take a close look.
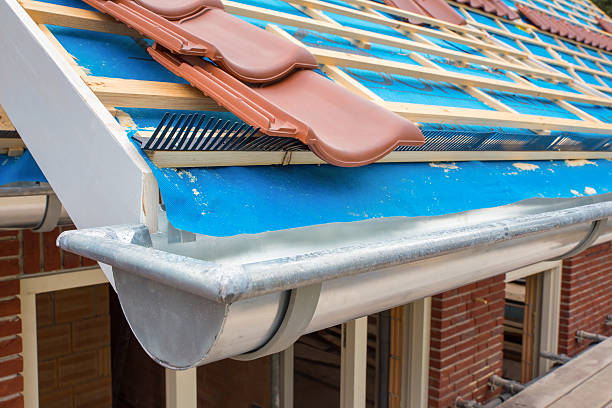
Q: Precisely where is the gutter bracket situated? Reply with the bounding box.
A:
[233,282,322,360]
[33,193,62,232]
[548,218,606,260]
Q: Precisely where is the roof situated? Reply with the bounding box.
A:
[2,0,612,236]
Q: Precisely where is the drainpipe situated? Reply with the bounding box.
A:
[576,330,608,343]
[539,351,571,364]
[489,375,525,395]
[455,394,513,408]
[0,183,71,230]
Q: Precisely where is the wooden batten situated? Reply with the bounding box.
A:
[17,0,612,168]
[144,149,612,168]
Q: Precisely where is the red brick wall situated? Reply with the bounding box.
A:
[559,242,612,357]
[37,285,111,408]
[429,276,505,408]
[0,227,103,408]
[0,230,25,408]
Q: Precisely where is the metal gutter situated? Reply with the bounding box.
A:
[58,201,612,303]
[57,198,612,368]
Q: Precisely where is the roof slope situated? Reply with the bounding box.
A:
[2,0,612,236]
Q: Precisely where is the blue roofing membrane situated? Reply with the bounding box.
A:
[6,0,612,236]
[0,152,47,186]
[132,136,612,236]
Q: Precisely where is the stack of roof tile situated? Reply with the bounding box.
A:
[454,0,519,20]
[79,0,424,166]
[518,4,612,50]
[597,17,612,35]
[382,0,467,25]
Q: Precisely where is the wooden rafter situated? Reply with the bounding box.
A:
[20,0,612,168]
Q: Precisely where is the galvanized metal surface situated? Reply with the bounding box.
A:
[57,196,612,368]
[58,200,612,303]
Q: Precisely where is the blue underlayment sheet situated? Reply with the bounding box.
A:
[23,0,612,237]
[0,152,46,186]
[115,111,612,236]
[146,154,612,237]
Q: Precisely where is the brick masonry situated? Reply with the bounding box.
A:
[428,275,506,408]
[559,241,612,357]
[37,284,111,408]
[0,227,107,408]
[1,226,611,408]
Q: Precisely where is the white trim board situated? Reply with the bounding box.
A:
[0,0,159,284]
[19,268,108,408]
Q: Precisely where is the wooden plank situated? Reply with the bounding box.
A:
[20,0,137,37]
[505,283,526,303]
[340,317,367,408]
[389,307,402,408]
[283,0,526,58]
[221,1,569,82]
[92,66,612,137]
[500,337,612,408]
[85,76,224,111]
[551,364,612,408]
[20,268,107,294]
[0,137,25,149]
[505,261,562,282]
[19,268,108,408]
[307,47,611,108]
[26,0,606,114]
[79,74,612,136]
[144,149,612,168]
[23,0,564,82]
[402,298,431,408]
[468,16,611,70]
[387,102,612,134]
[20,293,37,408]
[0,105,16,131]
[538,266,562,376]
[522,275,537,383]
[339,0,485,37]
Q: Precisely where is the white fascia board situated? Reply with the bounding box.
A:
[0,0,155,284]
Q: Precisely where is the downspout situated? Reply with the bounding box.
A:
[57,200,612,368]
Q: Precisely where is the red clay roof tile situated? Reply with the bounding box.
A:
[598,17,612,34]
[382,0,466,25]
[455,0,519,20]
[81,0,424,166]
[518,4,612,51]
[150,46,424,166]
[412,0,467,25]
[84,0,318,83]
